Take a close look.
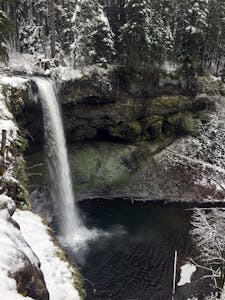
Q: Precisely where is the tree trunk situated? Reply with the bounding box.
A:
[48,0,56,58]
[1,130,7,159]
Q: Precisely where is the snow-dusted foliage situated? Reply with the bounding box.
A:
[118,0,173,67]
[0,0,224,72]
[15,0,115,68]
[0,8,12,62]
[118,0,153,68]
[191,208,225,297]
[70,0,115,67]
[17,0,48,57]
[0,76,28,200]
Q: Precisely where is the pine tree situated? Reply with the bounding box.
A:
[149,0,173,63]
[71,0,115,67]
[118,0,152,69]
[17,0,48,57]
[209,0,225,74]
[180,0,209,74]
[48,0,56,59]
[2,0,225,74]
[0,2,12,62]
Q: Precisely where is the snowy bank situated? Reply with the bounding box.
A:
[0,195,48,299]
[0,289,33,300]
[14,210,81,300]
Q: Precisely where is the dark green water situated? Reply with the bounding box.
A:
[65,200,197,300]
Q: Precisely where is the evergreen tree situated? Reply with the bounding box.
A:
[180,0,209,74]
[209,0,225,74]
[118,0,152,69]
[48,0,56,58]
[149,0,173,63]
[0,1,13,62]
[2,0,225,74]
[17,0,48,57]
[71,0,115,67]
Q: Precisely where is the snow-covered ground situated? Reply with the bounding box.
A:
[14,210,80,300]
[0,289,33,300]
[145,94,225,203]
[0,195,39,300]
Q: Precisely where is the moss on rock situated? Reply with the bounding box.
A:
[2,83,29,117]
[56,249,86,300]
[179,113,200,135]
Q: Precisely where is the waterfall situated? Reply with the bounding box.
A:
[34,78,82,239]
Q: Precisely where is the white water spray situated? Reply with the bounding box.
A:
[34,78,82,239]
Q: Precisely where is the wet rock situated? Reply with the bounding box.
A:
[13,257,49,300]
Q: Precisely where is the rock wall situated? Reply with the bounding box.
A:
[4,71,224,204]
[15,68,208,150]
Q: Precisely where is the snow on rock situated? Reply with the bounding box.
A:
[0,195,16,215]
[147,94,225,202]
[50,64,112,83]
[0,75,28,89]
[0,195,49,300]
[49,66,83,81]
[178,263,197,286]
[0,75,28,142]
[7,52,38,75]
[0,75,30,195]
[0,289,33,300]
[14,210,81,300]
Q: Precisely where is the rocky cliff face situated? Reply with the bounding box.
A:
[16,67,206,148]
[13,68,224,204]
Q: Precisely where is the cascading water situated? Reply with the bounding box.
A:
[34,78,82,239]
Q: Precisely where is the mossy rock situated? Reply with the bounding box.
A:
[179,113,200,135]
[69,143,137,192]
[56,250,86,300]
[142,116,164,140]
[150,96,191,110]
[108,126,139,142]
[5,180,30,209]
[2,83,29,117]
[167,113,183,127]
[163,112,200,136]
[127,120,142,141]
[199,76,225,96]
[128,121,142,135]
